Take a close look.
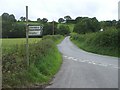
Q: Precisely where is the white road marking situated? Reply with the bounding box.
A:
[63,55,118,69]
[93,62,96,65]
[88,62,92,64]
[68,57,74,59]
[64,56,68,58]
[72,58,77,61]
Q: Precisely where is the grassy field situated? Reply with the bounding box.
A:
[2,38,41,53]
[2,38,41,46]
[2,35,64,88]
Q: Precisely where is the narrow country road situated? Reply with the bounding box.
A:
[47,36,118,88]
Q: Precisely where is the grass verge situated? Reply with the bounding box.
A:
[2,35,64,88]
[71,28,119,57]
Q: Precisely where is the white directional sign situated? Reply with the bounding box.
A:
[28,26,43,36]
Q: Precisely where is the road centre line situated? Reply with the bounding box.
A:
[63,55,118,69]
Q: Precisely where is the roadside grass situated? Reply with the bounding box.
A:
[42,35,64,44]
[71,28,119,57]
[2,35,64,88]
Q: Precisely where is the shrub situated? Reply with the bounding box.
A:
[2,36,63,88]
[57,25,70,36]
[71,28,119,57]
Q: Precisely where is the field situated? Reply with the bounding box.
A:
[2,35,64,88]
[2,38,41,47]
[2,38,41,53]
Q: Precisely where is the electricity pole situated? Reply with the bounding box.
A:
[26,6,29,67]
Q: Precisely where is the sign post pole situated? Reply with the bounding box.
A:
[26,6,29,67]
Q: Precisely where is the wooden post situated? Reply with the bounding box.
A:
[26,6,29,67]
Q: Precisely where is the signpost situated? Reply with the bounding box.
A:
[25,6,43,68]
[26,6,29,67]
[28,26,43,36]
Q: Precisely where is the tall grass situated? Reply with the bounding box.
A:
[71,28,119,57]
[2,35,64,88]
[42,35,64,44]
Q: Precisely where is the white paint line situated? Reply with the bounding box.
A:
[64,56,118,69]
[93,62,96,65]
[88,62,92,64]
[99,64,108,67]
[72,58,78,61]
[64,56,68,58]
[68,57,74,60]
[81,60,86,62]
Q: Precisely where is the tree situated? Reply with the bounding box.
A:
[57,25,70,35]
[12,23,26,38]
[90,17,100,32]
[2,13,9,21]
[41,18,48,23]
[2,13,16,38]
[75,17,82,23]
[117,20,120,29]
[64,15,72,21]
[37,18,41,22]
[58,18,65,23]
[20,16,26,21]
[43,23,53,35]
[9,14,16,22]
[73,17,100,34]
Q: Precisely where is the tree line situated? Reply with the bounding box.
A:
[1,12,120,38]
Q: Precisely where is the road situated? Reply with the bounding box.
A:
[47,36,118,88]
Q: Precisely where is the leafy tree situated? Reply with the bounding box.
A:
[117,20,120,29]
[37,18,41,22]
[75,17,82,23]
[41,18,48,23]
[90,17,100,32]
[9,14,16,22]
[12,23,26,38]
[100,20,118,29]
[64,15,72,21]
[66,19,76,24]
[43,22,59,35]
[2,13,16,38]
[73,17,100,34]
[57,25,70,35]
[43,23,53,35]
[58,18,65,23]
[2,13,9,21]
[20,16,26,21]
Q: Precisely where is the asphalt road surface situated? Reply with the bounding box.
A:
[47,36,118,88]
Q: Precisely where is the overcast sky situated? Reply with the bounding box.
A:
[0,0,119,22]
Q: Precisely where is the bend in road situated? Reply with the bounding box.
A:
[47,36,118,88]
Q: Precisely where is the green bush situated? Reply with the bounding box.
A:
[73,17,100,34]
[2,35,63,88]
[42,35,64,44]
[57,25,70,35]
[71,28,119,57]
